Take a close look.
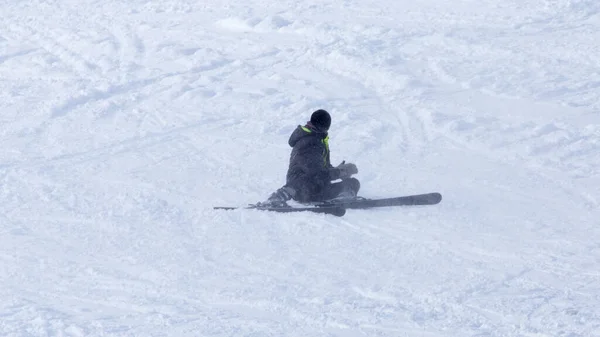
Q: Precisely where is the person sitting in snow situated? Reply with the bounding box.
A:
[265,109,360,206]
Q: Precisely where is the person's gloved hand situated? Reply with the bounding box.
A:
[336,161,358,179]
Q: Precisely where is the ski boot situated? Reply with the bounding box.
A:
[256,186,296,208]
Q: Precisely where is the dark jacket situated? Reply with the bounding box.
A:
[286,123,341,201]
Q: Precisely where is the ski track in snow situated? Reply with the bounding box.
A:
[1,0,599,336]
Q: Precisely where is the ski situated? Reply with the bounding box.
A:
[315,192,442,209]
[213,204,346,217]
[214,193,440,216]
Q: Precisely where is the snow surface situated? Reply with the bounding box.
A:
[1,0,599,336]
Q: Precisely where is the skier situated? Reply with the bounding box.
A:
[264,109,360,206]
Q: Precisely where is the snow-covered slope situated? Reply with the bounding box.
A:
[1,0,599,336]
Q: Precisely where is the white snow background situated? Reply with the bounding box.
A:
[1,0,599,336]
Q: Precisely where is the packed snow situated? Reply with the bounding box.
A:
[1,0,599,336]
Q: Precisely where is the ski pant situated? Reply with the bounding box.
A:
[291,177,360,203]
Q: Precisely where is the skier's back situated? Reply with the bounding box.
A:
[265,109,360,206]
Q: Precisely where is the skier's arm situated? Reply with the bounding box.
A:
[328,166,342,180]
[299,142,336,183]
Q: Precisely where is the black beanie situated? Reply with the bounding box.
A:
[310,109,331,131]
